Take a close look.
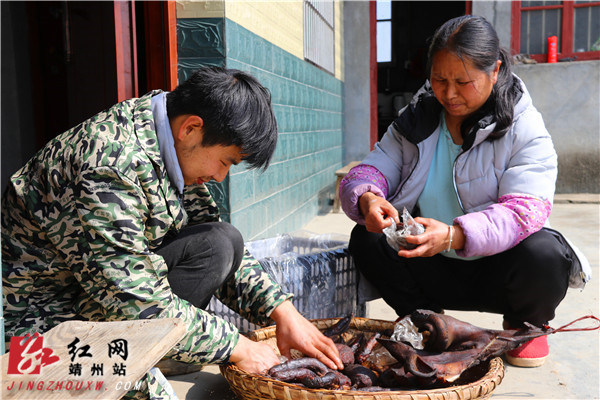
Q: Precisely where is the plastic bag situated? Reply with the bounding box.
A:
[390,315,424,349]
[382,208,425,251]
[245,231,351,319]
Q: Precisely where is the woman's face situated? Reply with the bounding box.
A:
[430,49,501,122]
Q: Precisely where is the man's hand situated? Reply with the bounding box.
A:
[229,334,281,374]
[270,301,344,370]
[358,192,399,233]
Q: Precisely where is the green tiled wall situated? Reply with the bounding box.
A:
[176,18,344,240]
[177,18,226,81]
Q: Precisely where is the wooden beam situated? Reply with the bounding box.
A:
[164,1,179,90]
[144,1,179,91]
[510,1,521,55]
[369,0,378,148]
[114,1,138,101]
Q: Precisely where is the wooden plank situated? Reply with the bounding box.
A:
[335,161,360,177]
[114,1,137,101]
[144,1,179,91]
[333,161,361,213]
[2,318,186,399]
[164,1,179,90]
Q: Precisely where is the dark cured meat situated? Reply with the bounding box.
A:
[270,367,317,382]
[335,343,355,367]
[409,309,580,356]
[300,371,339,389]
[330,369,352,389]
[410,309,499,352]
[376,339,437,378]
[343,364,378,388]
[377,317,569,385]
[265,312,599,390]
[267,357,329,377]
[322,314,353,338]
[378,312,600,387]
[356,332,382,364]
[378,365,422,388]
[377,337,510,384]
[350,333,366,353]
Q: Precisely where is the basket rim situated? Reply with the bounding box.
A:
[220,317,505,399]
[246,316,394,340]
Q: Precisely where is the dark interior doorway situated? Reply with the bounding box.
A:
[377,1,466,139]
[1,1,174,192]
[25,2,120,148]
[1,0,128,187]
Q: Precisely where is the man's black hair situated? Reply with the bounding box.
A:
[166,67,278,170]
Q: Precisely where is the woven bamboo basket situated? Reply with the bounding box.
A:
[220,317,505,400]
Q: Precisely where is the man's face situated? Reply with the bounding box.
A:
[176,140,244,185]
[172,115,245,185]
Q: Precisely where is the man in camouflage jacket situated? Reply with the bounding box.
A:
[2,68,342,388]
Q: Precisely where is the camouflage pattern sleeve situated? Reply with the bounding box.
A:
[125,367,177,400]
[215,248,294,327]
[71,165,239,365]
[181,181,293,326]
[182,184,220,224]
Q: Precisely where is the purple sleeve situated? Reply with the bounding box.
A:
[339,164,389,224]
[454,194,552,257]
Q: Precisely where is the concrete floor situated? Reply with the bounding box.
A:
[168,194,600,399]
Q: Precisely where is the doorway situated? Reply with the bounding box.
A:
[1,1,176,192]
[377,1,466,139]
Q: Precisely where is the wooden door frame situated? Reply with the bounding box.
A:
[143,1,179,92]
[114,1,138,101]
[113,0,178,101]
[369,1,378,149]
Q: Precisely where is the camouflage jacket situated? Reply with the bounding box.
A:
[1,90,292,365]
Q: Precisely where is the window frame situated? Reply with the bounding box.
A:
[511,1,600,62]
[375,0,393,66]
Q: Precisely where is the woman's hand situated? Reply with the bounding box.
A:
[358,192,399,233]
[270,301,344,370]
[397,217,465,258]
[229,334,281,374]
